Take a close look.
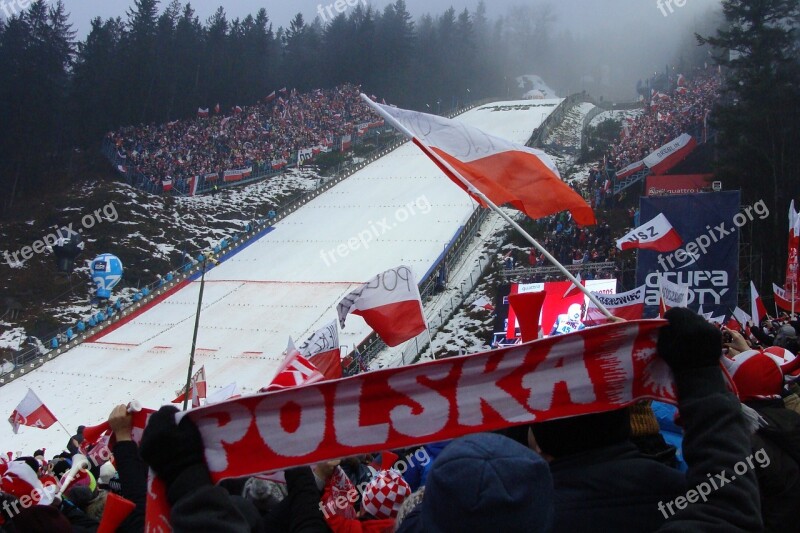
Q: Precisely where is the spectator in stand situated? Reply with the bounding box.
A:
[107,84,382,193]
[66,426,85,456]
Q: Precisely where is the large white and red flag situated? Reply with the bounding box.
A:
[173,366,207,404]
[585,285,646,325]
[265,338,326,391]
[750,281,767,324]
[8,389,58,434]
[299,320,342,380]
[659,276,689,316]
[616,213,682,252]
[785,200,800,291]
[361,96,596,226]
[773,283,800,314]
[338,265,427,347]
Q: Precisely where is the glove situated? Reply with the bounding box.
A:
[657,308,722,372]
[139,406,206,488]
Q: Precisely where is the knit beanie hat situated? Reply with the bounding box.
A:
[242,477,287,507]
[414,433,553,533]
[361,469,410,519]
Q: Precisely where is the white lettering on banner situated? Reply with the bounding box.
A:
[185,321,674,482]
[645,271,729,306]
[333,380,390,446]
[456,354,533,427]
[193,402,251,473]
[523,336,598,411]
[388,366,452,437]
[255,388,326,457]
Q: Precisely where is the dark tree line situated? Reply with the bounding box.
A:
[698,0,800,283]
[0,0,527,209]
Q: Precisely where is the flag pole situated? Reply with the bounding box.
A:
[56,421,73,441]
[184,255,209,411]
[359,95,614,320]
[426,328,437,360]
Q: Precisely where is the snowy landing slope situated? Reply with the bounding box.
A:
[0,99,562,453]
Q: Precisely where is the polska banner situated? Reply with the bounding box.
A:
[181,321,675,482]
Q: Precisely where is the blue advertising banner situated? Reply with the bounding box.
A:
[636,191,741,318]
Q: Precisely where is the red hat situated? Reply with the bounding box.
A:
[723,350,783,401]
[361,470,411,519]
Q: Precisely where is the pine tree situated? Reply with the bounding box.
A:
[698,0,800,282]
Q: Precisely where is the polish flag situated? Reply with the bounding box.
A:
[584,285,646,325]
[659,276,689,317]
[299,320,342,380]
[750,281,767,324]
[265,338,325,391]
[508,291,547,342]
[732,307,752,328]
[8,389,58,434]
[773,283,800,314]
[172,366,207,404]
[197,107,209,118]
[265,91,276,103]
[471,296,495,311]
[361,96,596,226]
[338,265,427,347]
[617,214,683,252]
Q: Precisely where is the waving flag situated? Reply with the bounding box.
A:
[617,213,682,252]
[585,285,646,324]
[732,307,752,327]
[265,338,325,391]
[659,276,689,316]
[773,283,800,313]
[8,389,57,434]
[299,320,342,380]
[361,96,595,226]
[173,366,207,404]
[338,266,427,347]
[750,281,767,324]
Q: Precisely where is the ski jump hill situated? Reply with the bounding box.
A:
[1,98,564,452]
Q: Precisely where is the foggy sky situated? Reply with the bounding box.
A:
[30,0,723,98]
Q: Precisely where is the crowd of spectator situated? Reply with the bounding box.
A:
[106,84,380,189]
[572,68,721,210]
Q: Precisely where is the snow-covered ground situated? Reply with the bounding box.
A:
[588,108,643,129]
[0,99,562,453]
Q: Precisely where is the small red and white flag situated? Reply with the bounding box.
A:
[8,389,58,434]
[617,214,683,252]
[750,281,767,324]
[173,366,207,404]
[361,96,596,226]
[265,91,276,103]
[265,338,325,391]
[773,283,800,314]
[584,285,646,325]
[732,307,752,328]
[338,265,427,347]
[659,276,689,317]
[471,296,495,311]
[197,107,209,118]
[298,320,342,380]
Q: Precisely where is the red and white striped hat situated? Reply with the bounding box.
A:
[361,469,411,519]
[723,350,784,401]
